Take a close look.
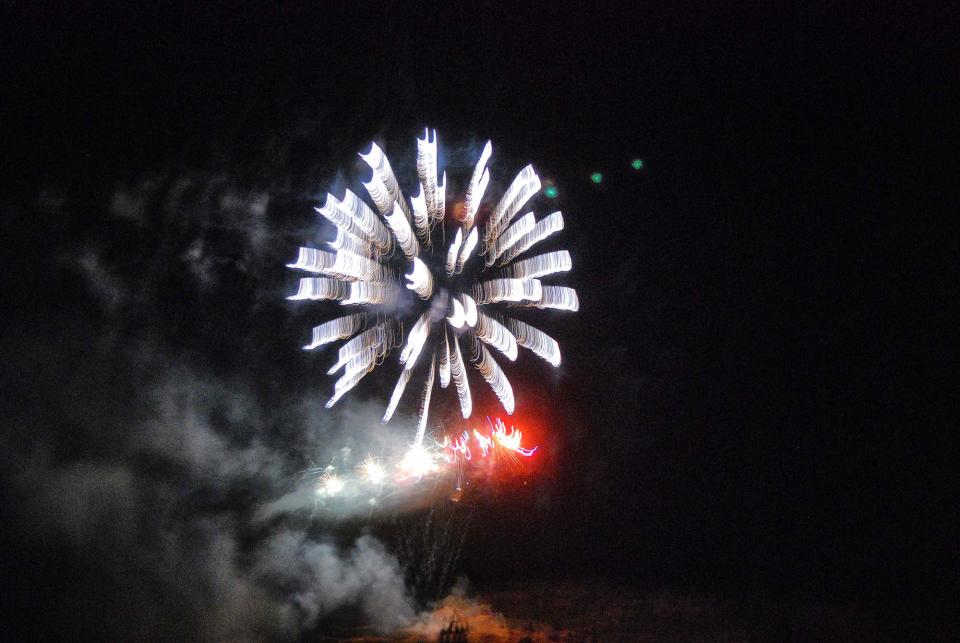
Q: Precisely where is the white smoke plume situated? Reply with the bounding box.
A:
[0,162,435,639]
[6,356,416,639]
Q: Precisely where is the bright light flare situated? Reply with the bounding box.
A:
[358,456,386,485]
[398,443,440,480]
[316,471,345,497]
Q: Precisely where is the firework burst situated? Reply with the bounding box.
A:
[288,131,576,448]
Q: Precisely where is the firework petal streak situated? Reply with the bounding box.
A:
[288,131,576,445]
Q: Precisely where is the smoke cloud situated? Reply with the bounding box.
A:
[0,158,431,639]
[4,350,416,639]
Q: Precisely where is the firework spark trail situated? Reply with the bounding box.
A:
[288,131,576,449]
[394,492,474,602]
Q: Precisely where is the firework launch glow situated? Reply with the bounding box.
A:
[288,131,576,455]
[306,417,538,510]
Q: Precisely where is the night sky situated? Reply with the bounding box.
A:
[1,2,956,640]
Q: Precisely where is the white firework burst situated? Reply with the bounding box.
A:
[288,130,577,446]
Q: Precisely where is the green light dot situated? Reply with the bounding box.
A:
[543,185,558,198]
[631,158,644,170]
[590,172,603,184]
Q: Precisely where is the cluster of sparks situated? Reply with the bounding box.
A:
[288,131,576,469]
[441,417,538,464]
[312,418,539,504]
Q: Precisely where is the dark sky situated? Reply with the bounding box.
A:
[1,1,957,639]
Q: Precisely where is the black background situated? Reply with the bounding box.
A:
[2,1,957,639]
